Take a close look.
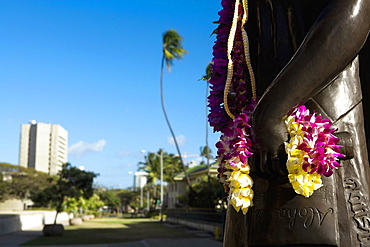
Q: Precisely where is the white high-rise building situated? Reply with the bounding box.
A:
[19,121,68,175]
[133,171,148,190]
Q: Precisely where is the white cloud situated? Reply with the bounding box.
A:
[167,135,186,146]
[69,139,107,158]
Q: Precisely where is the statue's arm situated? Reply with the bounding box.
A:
[252,0,370,174]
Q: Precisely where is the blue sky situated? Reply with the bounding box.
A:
[0,0,222,189]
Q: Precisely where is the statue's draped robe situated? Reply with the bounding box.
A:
[223,0,370,246]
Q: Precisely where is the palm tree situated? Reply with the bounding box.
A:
[138,152,161,186]
[138,151,160,205]
[200,62,213,181]
[160,29,191,187]
[139,150,183,183]
[138,150,182,208]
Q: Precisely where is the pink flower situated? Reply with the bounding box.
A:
[289,105,344,177]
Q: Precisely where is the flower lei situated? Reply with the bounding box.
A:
[209,0,344,214]
[216,113,254,214]
[284,105,344,197]
[209,0,256,215]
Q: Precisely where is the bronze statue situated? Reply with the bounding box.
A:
[209,0,370,246]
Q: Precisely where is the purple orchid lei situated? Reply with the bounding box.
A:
[209,0,256,214]
[216,112,254,214]
[208,0,255,132]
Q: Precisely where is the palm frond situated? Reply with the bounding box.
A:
[199,62,214,81]
[162,29,188,72]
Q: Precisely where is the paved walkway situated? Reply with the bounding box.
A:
[0,226,44,247]
[0,224,223,247]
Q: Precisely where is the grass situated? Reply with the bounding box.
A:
[21,217,199,246]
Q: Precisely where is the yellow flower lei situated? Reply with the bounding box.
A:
[285,114,323,197]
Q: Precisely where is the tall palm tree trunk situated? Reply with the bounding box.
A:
[205,81,211,183]
[160,56,192,189]
[201,62,213,183]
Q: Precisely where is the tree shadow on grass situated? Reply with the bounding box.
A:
[20,219,199,246]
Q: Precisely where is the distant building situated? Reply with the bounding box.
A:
[19,121,68,175]
[166,163,219,208]
[133,171,148,191]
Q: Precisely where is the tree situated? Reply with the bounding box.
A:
[117,189,141,213]
[32,163,98,224]
[10,170,53,201]
[160,29,192,188]
[200,146,213,163]
[0,162,54,203]
[97,189,121,207]
[63,197,79,214]
[188,176,224,208]
[0,173,9,201]
[200,62,214,181]
[138,150,183,209]
[138,150,182,184]
[138,152,160,187]
[162,152,183,183]
[63,195,104,216]
[84,194,105,213]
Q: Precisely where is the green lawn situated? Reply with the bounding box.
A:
[21,217,199,246]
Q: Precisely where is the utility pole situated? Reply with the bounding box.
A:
[159,149,164,222]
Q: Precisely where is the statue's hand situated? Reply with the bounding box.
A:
[251,110,288,177]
